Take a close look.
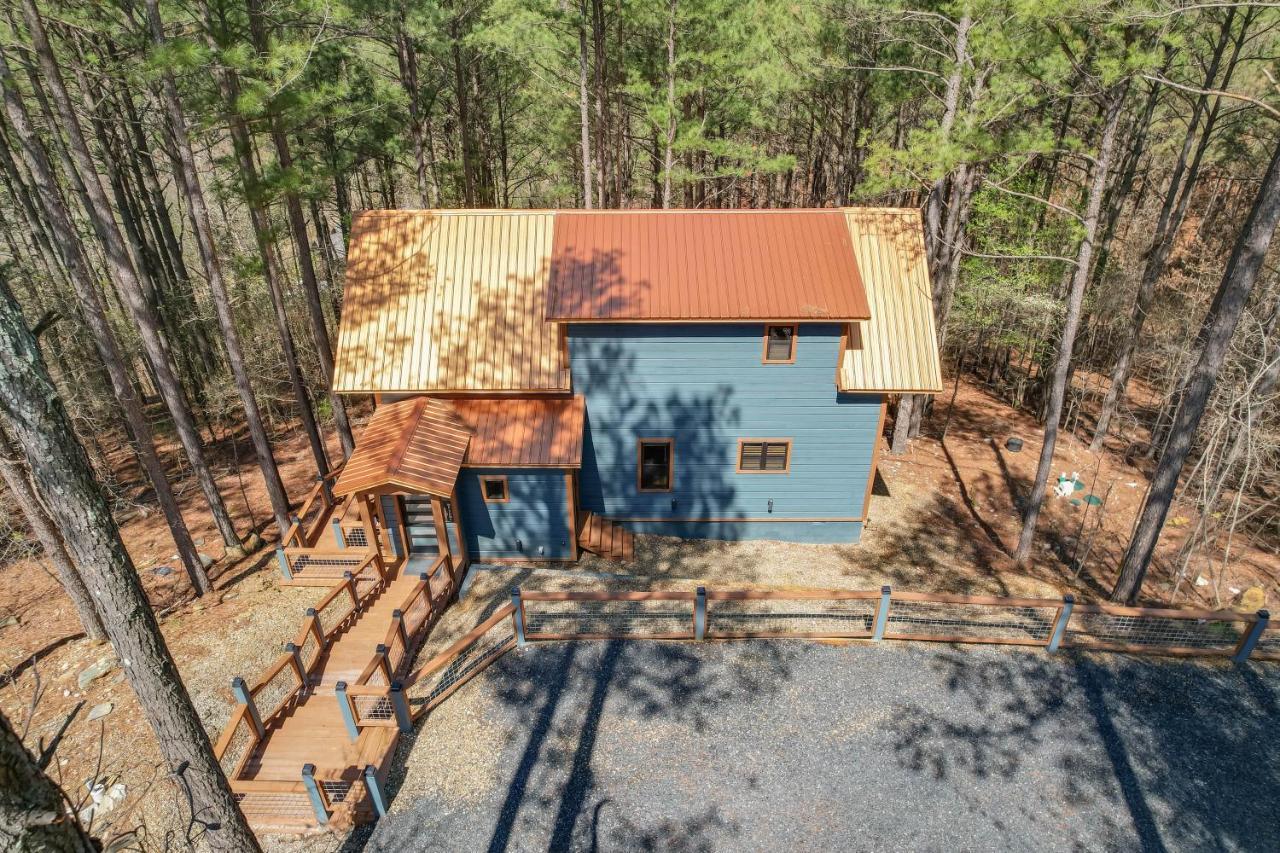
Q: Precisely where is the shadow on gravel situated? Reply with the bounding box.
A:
[887,651,1280,851]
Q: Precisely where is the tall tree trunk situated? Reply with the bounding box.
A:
[1014,87,1124,565]
[1111,138,1280,603]
[575,0,594,209]
[18,0,242,558]
[0,43,212,595]
[661,0,676,209]
[395,11,432,207]
[0,425,105,642]
[1090,11,1242,452]
[0,283,262,853]
[145,0,292,537]
[1,708,95,851]
[244,0,354,458]
[450,16,477,206]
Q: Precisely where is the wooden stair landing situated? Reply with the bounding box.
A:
[577,512,634,561]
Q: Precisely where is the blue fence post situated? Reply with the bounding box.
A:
[390,681,413,733]
[1233,610,1270,664]
[231,677,264,737]
[331,518,345,549]
[1048,595,1075,653]
[512,588,527,648]
[694,587,707,640]
[872,586,892,641]
[275,547,293,581]
[335,681,359,741]
[301,764,328,825]
[364,764,388,818]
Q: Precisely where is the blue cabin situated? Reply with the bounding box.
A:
[329,209,942,565]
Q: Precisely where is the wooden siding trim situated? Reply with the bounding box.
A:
[636,438,675,493]
[449,486,470,571]
[861,399,888,520]
[565,470,579,561]
[480,476,510,503]
[735,438,793,474]
[761,324,798,364]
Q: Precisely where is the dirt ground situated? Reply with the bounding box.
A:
[0,378,1275,848]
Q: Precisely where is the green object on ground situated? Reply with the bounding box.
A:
[1070,498,1081,507]
[1085,494,1102,506]
[1074,480,1085,492]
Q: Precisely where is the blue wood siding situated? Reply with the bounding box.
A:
[456,468,573,559]
[569,323,881,544]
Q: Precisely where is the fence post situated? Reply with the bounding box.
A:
[275,547,293,581]
[694,587,707,640]
[512,588,527,648]
[231,677,264,737]
[284,642,307,682]
[1233,610,1270,664]
[332,518,345,549]
[301,764,328,825]
[393,609,408,648]
[390,681,413,733]
[1048,595,1074,653]
[364,764,388,818]
[872,586,891,641]
[335,681,360,741]
[343,571,357,607]
[305,607,323,643]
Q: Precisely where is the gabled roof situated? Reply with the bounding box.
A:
[839,209,944,393]
[332,211,568,394]
[332,397,471,497]
[453,396,585,467]
[545,210,870,322]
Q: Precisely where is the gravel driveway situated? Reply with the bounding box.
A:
[359,641,1280,852]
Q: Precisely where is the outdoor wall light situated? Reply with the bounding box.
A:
[516,538,523,551]
[768,499,774,513]
[671,498,678,511]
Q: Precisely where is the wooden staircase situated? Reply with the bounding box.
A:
[577,512,634,562]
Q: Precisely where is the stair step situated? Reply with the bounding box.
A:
[576,512,634,562]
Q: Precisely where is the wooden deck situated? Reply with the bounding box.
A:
[577,511,634,561]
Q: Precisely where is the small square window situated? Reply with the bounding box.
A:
[763,325,796,363]
[481,476,509,503]
[637,440,673,492]
[737,440,791,473]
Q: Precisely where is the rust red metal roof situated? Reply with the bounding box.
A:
[545,210,870,322]
[453,396,585,467]
[332,397,472,497]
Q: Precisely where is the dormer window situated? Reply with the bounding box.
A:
[763,325,797,363]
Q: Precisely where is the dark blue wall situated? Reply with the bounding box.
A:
[568,323,881,543]
[456,468,573,559]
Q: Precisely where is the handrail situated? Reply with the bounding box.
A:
[405,603,516,686]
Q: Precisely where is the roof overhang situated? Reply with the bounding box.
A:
[332,397,472,498]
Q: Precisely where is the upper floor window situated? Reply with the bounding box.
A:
[763,325,797,363]
[737,439,791,473]
[637,439,674,492]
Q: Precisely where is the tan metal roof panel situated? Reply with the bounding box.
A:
[453,396,585,467]
[545,210,870,321]
[839,209,944,394]
[332,397,472,497]
[333,211,568,394]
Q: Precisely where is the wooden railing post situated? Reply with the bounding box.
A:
[285,642,307,682]
[364,764,388,818]
[231,677,264,737]
[512,588,527,648]
[319,473,334,505]
[872,585,891,641]
[390,681,413,733]
[374,644,392,682]
[393,610,408,649]
[301,764,328,825]
[275,547,293,581]
[305,608,323,648]
[694,587,707,640]
[335,681,359,741]
[344,571,358,608]
[1233,610,1270,663]
[1047,595,1074,653]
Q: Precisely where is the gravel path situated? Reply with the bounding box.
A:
[357,641,1280,853]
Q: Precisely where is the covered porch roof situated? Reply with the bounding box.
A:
[332,397,472,498]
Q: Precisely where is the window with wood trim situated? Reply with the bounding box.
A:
[737,440,791,473]
[637,439,674,492]
[480,476,509,503]
[763,324,797,363]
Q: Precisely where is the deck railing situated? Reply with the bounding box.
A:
[282,462,345,549]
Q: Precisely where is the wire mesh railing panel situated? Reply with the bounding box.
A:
[524,600,694,638]
[353,573,382,605]
[352,694,394,723]
[218,712,256,779]
[320,780,352,804]
[298,627,322,673]
[252,662,300,722]
[342,526,369,549]
[317,589,356,637]
[1252,628,1280,660]
[365,662,389,688]
[290,552,366,579]
[885,600,1057,644]
[706,597,877,637]
[403,588,431,635]
[234,792,315,824]
[387,630,407,675]
[407,626,514,710]
[1065,611,1246,652]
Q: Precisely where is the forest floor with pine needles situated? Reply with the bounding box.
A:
[0,377,1275,848]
